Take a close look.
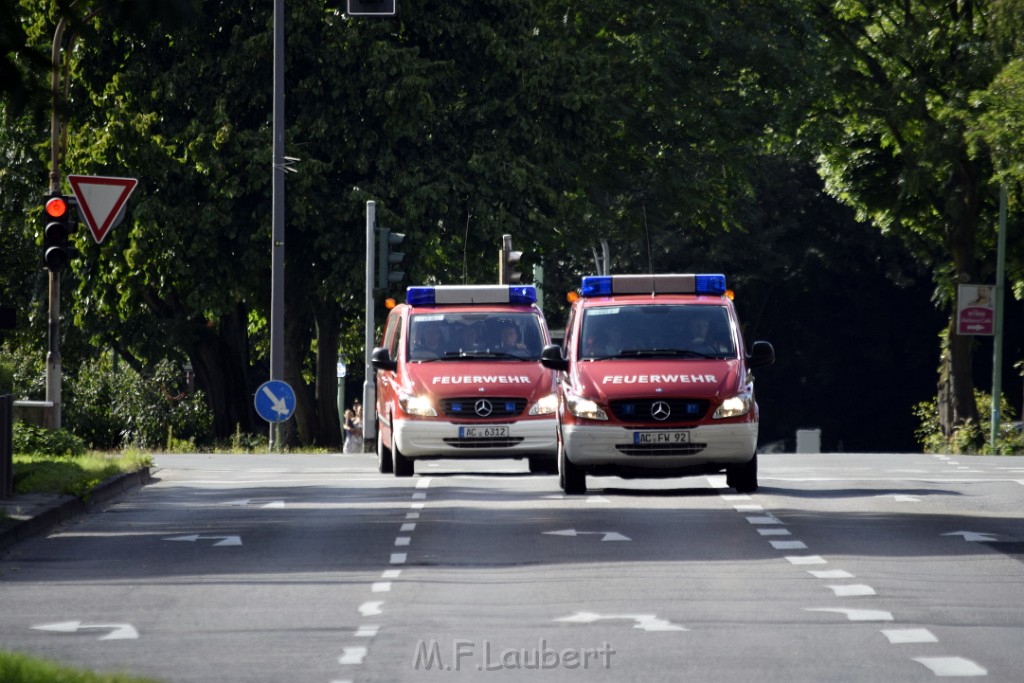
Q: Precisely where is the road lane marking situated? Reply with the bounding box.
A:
[913,657,987,677]
[881,628,938,644]
[826,584,876,597]
[770,540,808,550]
[338,647,367,665]
[359,602,384,616]
[786,555,827,565]
[805,608,893,622]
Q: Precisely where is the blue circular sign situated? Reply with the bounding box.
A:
[254,380,296,423]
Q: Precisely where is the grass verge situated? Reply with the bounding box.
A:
[0,650,163,682]
[12,450,152,500]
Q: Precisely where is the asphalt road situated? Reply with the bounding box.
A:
[1,452,1022,682]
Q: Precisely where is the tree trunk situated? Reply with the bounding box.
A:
[314,306,343,450]
[190,305,255,440]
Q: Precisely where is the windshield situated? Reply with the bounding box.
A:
[579,304,736,360]
[408,312,546,361]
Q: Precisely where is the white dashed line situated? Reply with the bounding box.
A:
[881,628,938,644]
[913,657,988,677]
[805,607,894,622]
[826,584,876,597]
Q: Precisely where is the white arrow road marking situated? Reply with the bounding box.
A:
[338,647,367,665]
[913,657,987,677]
[33,621,139,640]
[359,601,384,616]
[554,612,687,632]
[805,608,893,622]
[881,628,938,644]
[164,534,242,546]
[261,385,290,417]
[943,531,999,542]
[543,529,631,542]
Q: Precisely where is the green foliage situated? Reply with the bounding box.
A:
[0,649,163,683]
[0,356,12,394]
[64,356,213,450]
[914,390,1024,455]
[12,422,87,457]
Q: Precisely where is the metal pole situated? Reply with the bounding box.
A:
[44,16,70,431]
[269,0,286,450]
[990,185,1008,449]
[363,201,377,449]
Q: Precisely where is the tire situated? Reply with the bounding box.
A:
[392,439,414,477]
[529,456,558,475]
[726,453,758,493]
[376,424,393,474]
[558,436,586,494]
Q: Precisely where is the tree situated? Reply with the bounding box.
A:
[804,0,1019,434]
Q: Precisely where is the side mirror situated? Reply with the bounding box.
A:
[370,347,398,372]
[540,344,569,372]
[747,341,775,369]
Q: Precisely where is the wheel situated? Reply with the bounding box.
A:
[726,453,758,493]
[528,456,558,475]
[558,435,586,494]
[392,439,414,477]
[376,424,393,474]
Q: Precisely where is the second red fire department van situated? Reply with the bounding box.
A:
[540,273,775,494]
[371,284,558,476]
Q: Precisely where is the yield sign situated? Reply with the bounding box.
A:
[67,174,138,244]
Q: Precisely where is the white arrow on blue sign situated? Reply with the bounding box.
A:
[254,380,296,423]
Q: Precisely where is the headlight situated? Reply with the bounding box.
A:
[566,393,608,421]
[713,393,753,419]
[399,392,437,417]
[529,393,559,416]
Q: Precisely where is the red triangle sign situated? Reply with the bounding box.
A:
[67,175,139,244]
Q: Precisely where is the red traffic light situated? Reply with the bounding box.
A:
[45,196,67,218]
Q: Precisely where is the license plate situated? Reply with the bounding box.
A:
[633,430,690,445]
[460,425,509,438]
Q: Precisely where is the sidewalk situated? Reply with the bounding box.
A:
[0,468,151,554]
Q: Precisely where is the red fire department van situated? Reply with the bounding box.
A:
[540,273,775,494]
[371,284,558,477]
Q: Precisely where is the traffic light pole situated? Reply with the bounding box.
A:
[44,16,72,431]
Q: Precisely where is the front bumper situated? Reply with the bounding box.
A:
[394,417,557,458]
[561,422,757,469]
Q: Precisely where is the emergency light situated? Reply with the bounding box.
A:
[406,285,538,306]
[580,274,727,297]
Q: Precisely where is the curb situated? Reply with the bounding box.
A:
[0,467,151,554]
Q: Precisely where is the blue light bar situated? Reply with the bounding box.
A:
[405,285,538,306]
[579,274,727,297]
[508,286,538,305]
[405,287,436,306]
[581,276,613,297]
[694,274,727,295]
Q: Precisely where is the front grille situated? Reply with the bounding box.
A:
[442,437,525,449]
[609,398,710,424]
[615,442,708,456]
[441,397,527,418]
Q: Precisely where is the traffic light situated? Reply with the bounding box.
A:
[347,0,397,15]
[377,227,406,289]
[42,194,72,272]
[499,234,523,284]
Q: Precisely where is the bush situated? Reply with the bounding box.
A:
[914,389,1024,454]
[64,355,214,450]
[12,422,87,457]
